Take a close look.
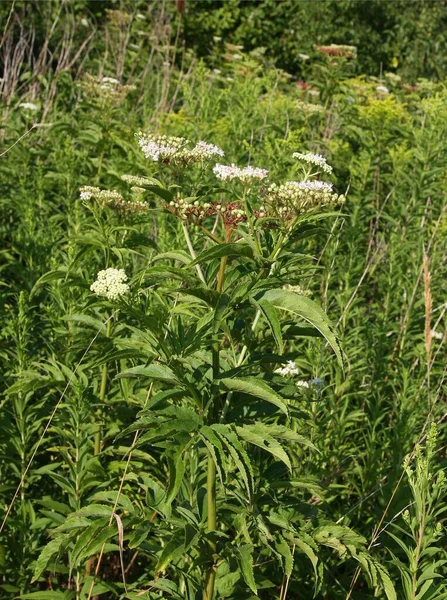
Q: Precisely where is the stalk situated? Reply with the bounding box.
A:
[182,221,206,284]
[204,254,227,600]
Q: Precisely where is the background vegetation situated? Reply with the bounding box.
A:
[0,1,446,599]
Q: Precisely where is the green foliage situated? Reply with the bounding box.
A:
[0,2,446,600]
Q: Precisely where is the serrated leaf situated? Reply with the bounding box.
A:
[276,535,294,576]
[237,544,258,595]
[236,423,291,471]
[32,534,70,581]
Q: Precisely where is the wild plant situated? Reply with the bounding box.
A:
[27,131,400,600]
[387,424,446,600]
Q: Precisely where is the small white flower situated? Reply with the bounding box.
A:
[298,53,310,60]
[19,102,39,112]
[91,268,129,301]
[213,163,268,182]
[81,17,89,26]
[191,141,225,159]
[430,329,444,340]
[213,68,222,74]
[296,380,310,388]
[293,152,333,174]
[101,76,121,85]
[79,185,100,200]
[275,360,300,377]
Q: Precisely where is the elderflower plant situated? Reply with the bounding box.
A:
[90,268,129,301]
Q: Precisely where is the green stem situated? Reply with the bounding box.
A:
[204,254,228,600]
[94,319,112,455]
[204,451,217,600]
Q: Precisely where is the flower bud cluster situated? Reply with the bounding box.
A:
[213,163,268,182]
[168,198,247,226]
[293,152,333,174]
[121,174,155,187]
[136,133,224,165]
[90,268,129,300]
[264,181,344,216]
[79,186,149,215]
[82,74,136,101]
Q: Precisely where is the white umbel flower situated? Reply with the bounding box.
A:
[274,360,300,377]
[19,102,39,111]
[91,268,129,301]
[288,180,333,192]
[191,141,225,159]
[293,152,333,174]
[213,163,268,182]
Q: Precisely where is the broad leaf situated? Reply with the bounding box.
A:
[220,377,288,416]
[259,289,342,365]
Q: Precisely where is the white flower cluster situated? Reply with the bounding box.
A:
[90,268,129,301]
[79,186,149,214]
[376,85,390,96]
[213,163,269,182]
[121,174,154,187]
[82,74,135,101]
[19,102,39,112]
[137,133,184,162]
[274,360,300,377]
[190,141,225,159]
[136,133,224,164]
[293,152,333,174]
[288,180,333,192]
[295,101,324,116]
[297,377,325,390]
[283,284,312,297]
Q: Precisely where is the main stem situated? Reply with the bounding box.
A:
[204,254,227,600]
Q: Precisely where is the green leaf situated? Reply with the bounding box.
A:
[32,534,70,581]
[259,289,342,365]
[211,424,253,499]
[189,242,255,267]
[116,363,179,384]
[377,563,397,600]
[220,377,288,415]
[276,535,294,576]
[20,593,74,599]
[237,544,258,595]
[166,436,192,504]
[236,423,291,471]
[252,298,283,353]
[155,536,185,574]
[152,251,191,264]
